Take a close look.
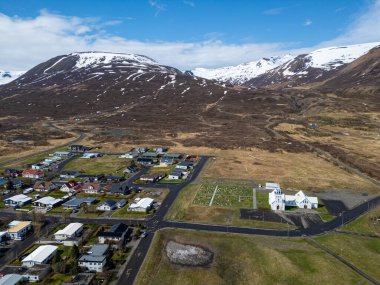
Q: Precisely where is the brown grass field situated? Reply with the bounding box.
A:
[135,229,372,285]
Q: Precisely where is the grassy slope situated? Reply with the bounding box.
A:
[135,229,370,285]
[315,233,380,281]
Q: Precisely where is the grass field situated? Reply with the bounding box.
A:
[342,204,380,234]
[315,233,380,281]
[166,184,293,229]
[135,229,371,285]
[63,155,130,175]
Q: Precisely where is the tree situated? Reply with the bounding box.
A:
[130,160,136,168]
[69,261,79,275]
[5,180,13,190]
[69,244,79,259]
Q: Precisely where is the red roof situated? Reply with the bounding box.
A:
[22,169,43,175]
[65,181,78,188]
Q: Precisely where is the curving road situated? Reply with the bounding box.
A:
[0,123,85,168]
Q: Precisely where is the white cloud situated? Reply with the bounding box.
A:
[149,0,167,16]
[262,7,284,15]
[303,19,312,26]
[319,0,380,46]
[0,11,298,71]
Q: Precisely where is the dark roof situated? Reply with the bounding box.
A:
[109,183,129,193]
[97,223,129,238]
[5,169,19,173]
[137,158,154,162]
[61,171,80,176]
[163,153,182,158]
[102,199,116,207]
[177,161,194,166]
[63,197,97,207]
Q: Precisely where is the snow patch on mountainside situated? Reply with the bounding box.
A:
[72,52,157,69]
[302,42,380,70]
[0,70,24,85]
[192,55,294,84]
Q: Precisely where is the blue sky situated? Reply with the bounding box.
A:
[1,0,380,70]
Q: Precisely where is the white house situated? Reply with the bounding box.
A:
[4,194,32,207]
[119,152,138,159]
[128,197,154,212]
[78,255,106,273]
[96,200,117,211]
[33,196,62,209]
[53,151,71,157]
[22,245,58,267]
[269,186,318,210]
[54,223,83,241]
[0,274,26,285]
[81,153,100,159]
[7,221,32,240]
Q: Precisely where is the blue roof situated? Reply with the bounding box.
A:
[63,197,97,207]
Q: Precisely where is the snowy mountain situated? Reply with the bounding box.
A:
[192,55,294,85]
[193,42,380,87]
[0,70,24,85]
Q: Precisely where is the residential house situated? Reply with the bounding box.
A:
[23,188,34,194]
[135,146,148,153]
[98,223,131,244]
[136,158,156,166]
[22,245,58,268]
[123,166,138,174]
[23,265,51,283]
[168,169,185,180]
[60,171,80,179]
[119,152,138,159]
[9,179,23,189]
[0,274,25,285]
[62,198,97,210]
[22,169,44,179]
[60,181,81,193]
[78,244,109,273]
[70,145,91,152]
[32,196,62,209]
[81,153,101,159]
[140,173,165,183]
[31,164,45,170]
[4,194,32,207]
[33,181,56,192]
[108,183,130,195]
[3,169,20,177]
[128,197,154,212]
[82,183,102,194]
[54,223,83,241]
[7,221,32,239]
[140,152,160,160]
[53,151,71,157]
[104,175,124,183]
[153,147,168,153]
[96,200,117,211]
[116,199,127,208]
[175,161,194,170]
[162,153,182,160]
[76,174,104,183]
[159,157,175,166]
[7,221,32,240]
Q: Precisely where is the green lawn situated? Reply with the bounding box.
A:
[63,155,130,175]
[342,205,380,235]
[315,233,380,281]
[135,229,371,285]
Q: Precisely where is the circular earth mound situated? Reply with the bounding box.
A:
[165,241,214,266]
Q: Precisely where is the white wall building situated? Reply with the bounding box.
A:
[33,196,62,209]
[4,194,32,207]
[269,185,318,210]
[54,223,83,241]
[7,221,32,240]
[128,197,154,212]
[22,245,58,268]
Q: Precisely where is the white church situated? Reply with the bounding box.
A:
[267,183,318,211]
